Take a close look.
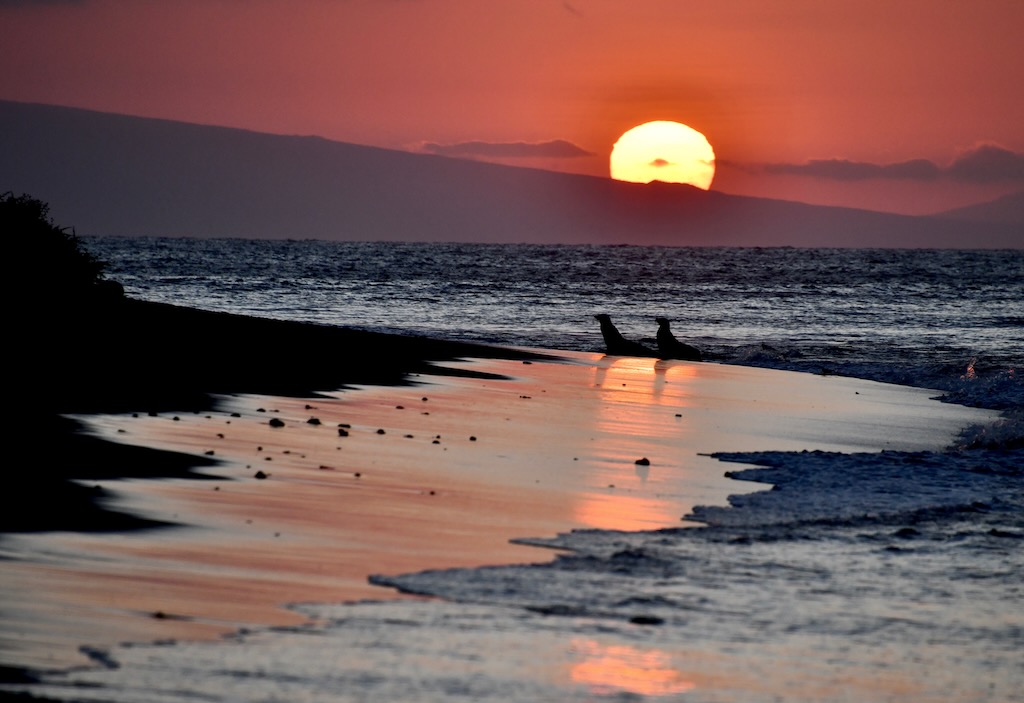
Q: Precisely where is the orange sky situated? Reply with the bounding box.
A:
[2,0,1022,214]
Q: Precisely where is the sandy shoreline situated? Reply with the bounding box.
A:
[0,349,995,674]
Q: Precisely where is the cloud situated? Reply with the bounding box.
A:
[422,139,595,159]
[562,2,584,18]
[947,144,1024,183]
[650,158,672,168]
[762,144,1024,183]
[764,158,940,181]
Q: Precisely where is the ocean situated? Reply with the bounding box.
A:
[14,239,1024,701]
[84,239,1022,387]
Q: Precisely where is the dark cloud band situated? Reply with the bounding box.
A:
[765,158,939,181]
[423,139,594,159]
[764,144,1024,183]
[947,145,1024,183]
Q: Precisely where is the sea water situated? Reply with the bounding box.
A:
[10,240,1024,702]
[84,240,1022,385]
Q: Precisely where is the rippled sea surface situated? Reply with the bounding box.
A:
[86,239,1023,372]
[10,239,1021,702]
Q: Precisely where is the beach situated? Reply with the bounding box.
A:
[0,337,999,697]
[4,238,1021,701]
[4,3,1023,698]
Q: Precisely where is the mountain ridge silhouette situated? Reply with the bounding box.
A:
[1,100,1019,248]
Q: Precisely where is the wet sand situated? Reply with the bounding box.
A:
[0,350,994,672]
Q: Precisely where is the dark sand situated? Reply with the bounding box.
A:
[10,296,546,534]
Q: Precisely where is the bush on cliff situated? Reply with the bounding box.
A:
[1,191,122,302]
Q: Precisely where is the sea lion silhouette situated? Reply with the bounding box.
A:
[655,317,703,361]
[594,314,658,357]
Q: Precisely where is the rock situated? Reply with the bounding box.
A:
[629,615,664,626]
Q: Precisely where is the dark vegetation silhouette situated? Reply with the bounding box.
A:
[3,191,121,303]
[6,192,173,532]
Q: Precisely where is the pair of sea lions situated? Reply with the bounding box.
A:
[594,313,703,361]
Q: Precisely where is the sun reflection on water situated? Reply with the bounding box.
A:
[571,356,706,530]
[569,639,695,697]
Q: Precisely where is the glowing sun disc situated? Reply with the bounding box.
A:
[610,121,716,189]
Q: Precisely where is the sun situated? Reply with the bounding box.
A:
[610,121,716,189]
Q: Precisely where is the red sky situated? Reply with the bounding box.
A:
[2,0,1022,215]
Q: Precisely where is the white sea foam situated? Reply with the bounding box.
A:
[12,441,1022,702]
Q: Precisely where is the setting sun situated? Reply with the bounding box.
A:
[610,121,716,189]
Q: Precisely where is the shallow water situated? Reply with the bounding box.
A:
[10,443,1022,702]
[5,240,1021,702]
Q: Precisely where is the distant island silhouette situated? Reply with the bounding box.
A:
[1,100,1020,248]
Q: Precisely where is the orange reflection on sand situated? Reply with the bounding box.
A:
[590,358,699,438]
[570,639,694,697]
[572,489,684,531]
[592,357,699,404]
[571,356,703,530]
